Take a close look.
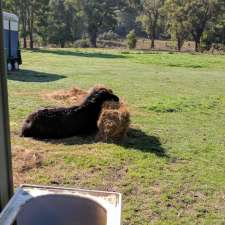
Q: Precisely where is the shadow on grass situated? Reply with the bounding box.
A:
[49,128,168,157]
[8,70,66,82]
[123,128,168,157]
[32,49,127,59]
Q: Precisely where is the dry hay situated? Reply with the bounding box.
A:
[44,87,88,106]
[96,101,130,143]
[44,85,111,106]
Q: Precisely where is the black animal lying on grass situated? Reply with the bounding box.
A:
[21,87,119,139]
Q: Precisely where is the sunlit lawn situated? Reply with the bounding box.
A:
[8,48,225,225]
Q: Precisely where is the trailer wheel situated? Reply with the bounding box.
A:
[14,61,19,71]
[7,62,13,72]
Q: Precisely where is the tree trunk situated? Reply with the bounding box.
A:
[150,15,158,49]
[88,24,98,48]
[194,38,200,52]
[151,37,155,49]
[21,14,27,49]
[60,41,65,48]
[150,27,155,48]
[29,32,33,49]
[29,16,34,49]
[90,33,97,48]
[27,6,34,49]
[177,37,182,51]
[192,30,203,52]
[23,36,27,49]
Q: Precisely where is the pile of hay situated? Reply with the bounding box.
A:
[96,101,130,143]
[44,87,87,106]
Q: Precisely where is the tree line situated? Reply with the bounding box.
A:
[3,0,225,51]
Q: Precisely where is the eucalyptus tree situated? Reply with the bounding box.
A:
[74,0,126,47]
[138,0,165,48]
[164,0,189,51]
[185,0,222,51]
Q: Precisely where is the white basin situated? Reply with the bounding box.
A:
[0,185,122,225]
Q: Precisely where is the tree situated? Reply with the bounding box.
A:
[48,0,68,48]
[35,0,50,46]
[75,0,124,47]
[116,7,139,37]
[48,0,77,48]
[19,0,29,48]
[26,0,51,49]
[2,0,14,11]
[5,0,50,49]
[3,0,225,49]
[138,0,164,48]
[164,0,189,51]
[115,0,145,37]
[185,0,221,52]
[202,0,225,48]
[127,30,137,49]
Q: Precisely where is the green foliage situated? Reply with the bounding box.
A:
[127,30,137,49]
[74,0,125,47]
[2,0,14,11]
[164,0,189,51]
[3,0,51,48]
[115,6,142,37]
[185,0,222,51]
[164,0,224,51]
[202,3,225,48]
[35,0,50,46]
[48,0,78,48]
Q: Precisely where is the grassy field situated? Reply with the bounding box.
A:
[8,49,225,225]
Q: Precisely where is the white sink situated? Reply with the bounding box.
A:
[0,185,122,225]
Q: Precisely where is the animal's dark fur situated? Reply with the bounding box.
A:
[21,87,119,139]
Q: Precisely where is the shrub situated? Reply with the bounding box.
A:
[98,31,119,41]
[74,39,91,48]
[210,43,225,52]
[127,30,137,49]
[97,40,125,48]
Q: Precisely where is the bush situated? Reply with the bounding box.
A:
[74,39,91,48]
[127,30,137,49]
[98,31,119,41]
[97,40,125,48]
[210,43,225,53]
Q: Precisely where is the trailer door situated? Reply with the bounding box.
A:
[3,12,19,62]
[3,18,9,59]
[9,19,19,60]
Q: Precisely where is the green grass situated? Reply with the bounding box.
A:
[9,48,225,225]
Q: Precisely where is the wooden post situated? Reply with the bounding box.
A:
[0,0,14,212]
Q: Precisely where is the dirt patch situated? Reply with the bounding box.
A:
[44,87,88,106]
[136,39,196,52]
[12,146,43,185]
[12,147,43,173]
[102,159,131,192]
